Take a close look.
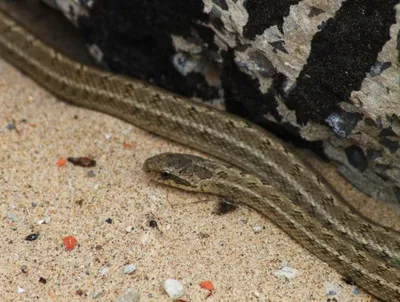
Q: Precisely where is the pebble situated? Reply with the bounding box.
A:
[99,266,109,276]
[116,288,140,302]
[104,133,112,140]
[6,123,15,130]
[125,226,134,233]
[164,279,184,299]
[87,170,96,178]
[273,265,299,279]
[37,216,51,224]
[252,225,263,233]
[20,265,28,274]
[7,213,19,222]
[122,264,136,274]
[17,287,25,293]
[63,235,78,251]
[25,233,39,241]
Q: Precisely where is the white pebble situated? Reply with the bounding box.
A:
[253,225,263,233]
[17,287,25,293]
[273,265,299,279]
[252,291,260,298]
[123,264,136,274]
[104,134,112,140]
[164,279,184,299]
[37,216,51,224]
[125,226,134,233]
[99,266,109,276]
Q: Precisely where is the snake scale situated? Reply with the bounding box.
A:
[0,8,399,301]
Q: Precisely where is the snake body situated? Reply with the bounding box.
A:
[0,8,399,301]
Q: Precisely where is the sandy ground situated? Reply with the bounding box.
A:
[3,57,399,301]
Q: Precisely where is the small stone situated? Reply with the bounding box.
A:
[273,265,299,279]
[39,277,47,284]
[164,279,184,299]
[105,218,113,224]
[37,216,51,224]
[17,287,25,293]
[7,213,19,222]
[26,233,39,241]
[125,226,134,233]
[216,199,237,215]
[252,225,263,233]
[20,265,28,274]
[99,266,109,276]
[63,235,78,251]
[149,220,158,228]
[104,134,112,140]
[116,288,140,302]
[87,170,96,178]
[200,280,214,290]
[123,264,137,274]
[6,123,15,130]
[67,157,96,167]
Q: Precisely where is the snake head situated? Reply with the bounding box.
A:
[143,153,213,191]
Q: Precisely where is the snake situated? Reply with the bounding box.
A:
[0,8,399,301]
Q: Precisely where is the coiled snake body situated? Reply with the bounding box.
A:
[0,9,399,301]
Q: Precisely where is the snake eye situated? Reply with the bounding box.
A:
[160,170,171,179]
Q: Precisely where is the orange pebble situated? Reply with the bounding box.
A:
[57,158,67,167]
[200,280,214,291]
[63,235,77,251]
[123,141,134,149]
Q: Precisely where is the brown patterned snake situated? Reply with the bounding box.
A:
[0,8,399,301]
